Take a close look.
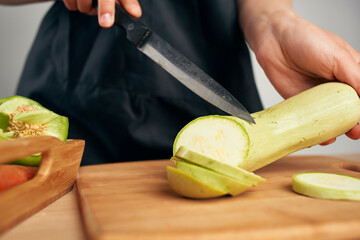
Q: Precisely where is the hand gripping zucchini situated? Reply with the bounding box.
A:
[0,96,69,166]
[174,82,360,171]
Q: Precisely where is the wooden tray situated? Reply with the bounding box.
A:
[0,136,85,234]
[76,155,360,240]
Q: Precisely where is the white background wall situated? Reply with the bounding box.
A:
[0,0,359,156]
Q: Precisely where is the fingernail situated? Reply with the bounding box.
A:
[100,13,113,27]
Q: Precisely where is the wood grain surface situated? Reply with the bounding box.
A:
[0,136,85,234]
[1,188,86,240]
[76,155,360,240]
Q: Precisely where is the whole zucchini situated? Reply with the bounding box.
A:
[173,82,360,171]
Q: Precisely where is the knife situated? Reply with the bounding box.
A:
[96,3,255,123]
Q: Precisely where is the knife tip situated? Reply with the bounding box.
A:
[247,117,256,124]
[249,118,256,124]
[236,113,256,124]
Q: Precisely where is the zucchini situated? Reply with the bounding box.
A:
[174,82,360,171]
[292,172,360,201]
[167,166,227,199]
[174,160,252,196]
[174,146,265,186]
[173,115,249,168]
[167,147,264,198]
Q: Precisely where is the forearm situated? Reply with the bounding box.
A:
[0,0,51,5]
[237,0,296,51]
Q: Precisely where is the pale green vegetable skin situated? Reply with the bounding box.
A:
[174,146,265,186]
[174,160,252,196]
[0,96,69,166]
[167,166,226,199]
[174,82,360,171]
[292,172,360,201]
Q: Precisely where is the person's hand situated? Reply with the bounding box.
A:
[62,0,141,28]
[241,7,360,144]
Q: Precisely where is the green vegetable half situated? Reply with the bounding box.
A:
[292,172,360,201]
[0,96,69,166]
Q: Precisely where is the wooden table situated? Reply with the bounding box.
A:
[1,154,359,240]
[1,187,86,240]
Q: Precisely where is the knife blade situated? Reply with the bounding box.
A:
[109,3,255,123]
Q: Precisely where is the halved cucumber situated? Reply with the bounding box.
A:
[292,172,360,201]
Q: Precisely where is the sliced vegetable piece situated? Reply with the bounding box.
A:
[292,172,360,201]
[167,166,226,199]
[174,160,252,196]
[174,146,265,186]
[173,115,249,168]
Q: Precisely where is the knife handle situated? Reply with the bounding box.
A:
[92,0,151,47]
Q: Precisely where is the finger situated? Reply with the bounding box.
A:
[63,0,78,11]
[119,0,142,18]
[98,0,115,28]
[319,138,336,146]
[332,48,360,95]
[77,0,96,15]
[88,8,98,16]
[345,124,360,140]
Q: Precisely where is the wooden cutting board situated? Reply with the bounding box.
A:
[76,155,360,240]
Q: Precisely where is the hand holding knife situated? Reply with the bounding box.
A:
[93,0,256,124]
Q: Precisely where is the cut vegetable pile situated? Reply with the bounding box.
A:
[167,146,265,199]
[292,172,360,201]
[0,96,69,166]
[168,82,360,199]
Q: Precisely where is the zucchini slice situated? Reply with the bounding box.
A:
[174,160,252,196]
[166,166,226,199]
[173,115,249,168]
[174,146,265,186]
[292,172,360,201]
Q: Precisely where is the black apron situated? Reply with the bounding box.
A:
[16,0,263,165]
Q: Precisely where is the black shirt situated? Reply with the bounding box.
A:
[17,0,262,165]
